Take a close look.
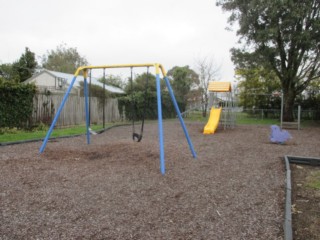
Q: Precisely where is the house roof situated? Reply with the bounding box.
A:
[208,81,232,92]
[24,69,125,94]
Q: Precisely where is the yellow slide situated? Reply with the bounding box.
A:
[203,107,222,134]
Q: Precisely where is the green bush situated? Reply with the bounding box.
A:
[118,91,183,121]
[0,82,36,129]
[34,121,49,131]
[0,127,18,135]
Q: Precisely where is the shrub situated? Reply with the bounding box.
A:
[0,82,36,129]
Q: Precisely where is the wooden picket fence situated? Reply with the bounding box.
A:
[31,94,121,127]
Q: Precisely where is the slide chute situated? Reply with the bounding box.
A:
[203,107,222,134]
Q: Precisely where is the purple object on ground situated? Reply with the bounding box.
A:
[270,125,292,144]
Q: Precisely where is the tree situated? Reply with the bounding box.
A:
[118,70,189,120]
[121,72,159,120]
[16,47,38,82]
[0,47,37,83]
[216,0,320,121]
[0,63,19,82]
[299,78,320,114]
[78,74,125,99]
[167,66,199,112]
[99,74,126,89]
[304,78,320,100]
[78,81,106,98]
[42,43,88,74]
[236,67,281,109]
[194,57,220,117]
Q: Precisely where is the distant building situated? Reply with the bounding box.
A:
[23,69,124,95]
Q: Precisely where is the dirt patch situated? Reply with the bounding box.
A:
[291,164,320,240]
[0,121,320,239]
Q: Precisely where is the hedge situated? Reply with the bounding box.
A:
[0,82,36,129]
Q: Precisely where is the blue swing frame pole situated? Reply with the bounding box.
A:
[39,75,79,153]
[84,71,90,144]
[163,76,197,159]
[156,71,166,175]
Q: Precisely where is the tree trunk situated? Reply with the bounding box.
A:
[283,89,295,122]
[202,102,208,117]
[202,93,209,118]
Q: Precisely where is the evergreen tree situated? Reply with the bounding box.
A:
[16,47,38,82]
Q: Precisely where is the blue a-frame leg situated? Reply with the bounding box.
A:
[155,73,166,174]
[164,76,197,159]
[84,76,90,144]
[39,73,91,153]
[39,75,78,153]
[155,73,197,175]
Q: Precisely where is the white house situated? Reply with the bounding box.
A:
[23,69,125,95]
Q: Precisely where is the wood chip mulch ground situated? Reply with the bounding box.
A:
[1,121,319,239]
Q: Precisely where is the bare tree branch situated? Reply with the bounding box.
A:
[194,56,221,117]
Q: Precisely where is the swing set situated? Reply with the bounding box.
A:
[39,63,197,175]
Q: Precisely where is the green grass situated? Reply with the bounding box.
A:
[184,111,319,127]
[184,110,280,125]
[0,124,114,143]
[183,111,208,122]
[236,117,280,125]
[306,170,320,190]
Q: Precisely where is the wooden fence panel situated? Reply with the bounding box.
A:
[32,94,121,127]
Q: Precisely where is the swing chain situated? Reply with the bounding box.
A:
[130,67,149,142]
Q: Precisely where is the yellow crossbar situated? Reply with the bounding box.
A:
[74,63,166,77]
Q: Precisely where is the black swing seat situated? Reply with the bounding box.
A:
[132,132,142,142]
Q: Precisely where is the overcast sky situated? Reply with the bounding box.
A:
[1,0,238,81]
